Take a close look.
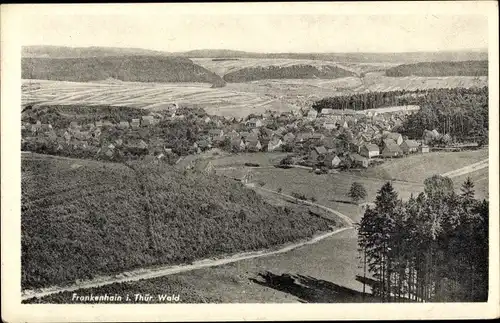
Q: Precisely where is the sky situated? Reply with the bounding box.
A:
[17,6,489,53]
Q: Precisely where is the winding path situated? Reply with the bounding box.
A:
[21,188,354,301]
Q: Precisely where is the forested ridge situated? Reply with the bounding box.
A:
[312,87,488,141]
[21,157,331,289]
[358,176,488,302]
[223,64,355,82]
[385,60,488,77]
[22,56,226,85]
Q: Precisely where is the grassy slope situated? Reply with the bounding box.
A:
[21,155,332,289]
[385,60,488,77]
[22,56,226,84]
[356,149,489,183]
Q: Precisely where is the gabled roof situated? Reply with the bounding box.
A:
[402,140,419,148]
[383,139,397,146]
[363,143,380,152]
[383,143,402,153]
[314,146,328,155]
[350,153,368,162]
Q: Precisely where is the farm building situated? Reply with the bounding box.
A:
[267,137,283,152]
[246,118,263,128]
[324,154,342,168]
[419,144,430,153]
[360,144,380,158]
[350,153,369,168]
[95,121,103,128]
[381,143,403,158]
[400,140,419,154]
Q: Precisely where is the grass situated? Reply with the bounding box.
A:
[356,149,489,183]
[22,154,333,290]
[452,167,489,200]
[210,152,290,168]
[217,167,425,223]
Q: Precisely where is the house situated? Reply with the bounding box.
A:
[240,132,252,140]
[115,139,123,147]
[208,129,224,138]
[63,131,71,142]
[324,154,342,168]
[118,121,130,129]
[296,132,312,143]
[95,120,103,128]
[308,133,325,144]
[246,118,263,128]
[419,144,430,153]
[196,140,211,152]
[320,108,335,115]
[384,132,403,145]
[350,153,369,168]
[267,137,283,152]
[323,120,337,130]
[226,130,240,140]
[381,143,403,158]
[130,119,140,129]
[283,132,296,143]
[310,146,328,162]
[307,109,318,121]
[204,116,211,124]
[245,136,262,152]
[382,138,397,148]
[69,121,79,129]
[360,144,380,158]
[141,115,158,126]
[400,140,419,154]
[102,120,113,127]
[231,138,246,151]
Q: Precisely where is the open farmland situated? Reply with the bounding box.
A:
[22,79,301,118]
[452,166,489,200]
[356,149,489,183]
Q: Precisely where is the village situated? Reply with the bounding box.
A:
[20,101,465,175]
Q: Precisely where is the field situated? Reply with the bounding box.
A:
[452,166,489,200]
[22,79,300,118]
[357,149,489,183]
[23,70,488,117]
[21,153,335,290]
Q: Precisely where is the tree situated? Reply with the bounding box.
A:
[348,182,367,204]
[460,177,475,200]
[424,175,454,199]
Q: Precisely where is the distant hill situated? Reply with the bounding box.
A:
[385,60,488,77]
[21,155,332,289]
[223,64,356,82]
[23,46,488,63]
[22,45,169,58]
[22,56,226,84]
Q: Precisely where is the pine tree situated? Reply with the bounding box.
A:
[347,182,367,204]
[460,177,475,200]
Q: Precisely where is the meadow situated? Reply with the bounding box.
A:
[356,149,489,183]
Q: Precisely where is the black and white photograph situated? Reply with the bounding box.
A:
[1,2,499,321]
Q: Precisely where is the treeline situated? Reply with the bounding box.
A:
[312,87,488,112]
[358,176,488,302]
[385,60,488,77]
[223,64,354,82]
[21,158,332,289]
[22,56,226,86]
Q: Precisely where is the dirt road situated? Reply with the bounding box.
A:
[441,159,489,178]
[22,192,354,301]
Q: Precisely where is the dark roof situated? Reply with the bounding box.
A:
[384,143,402,153]
[363,144,380,152]
[402,140,419,148]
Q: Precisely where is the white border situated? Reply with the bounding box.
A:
[1,2,499,321]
